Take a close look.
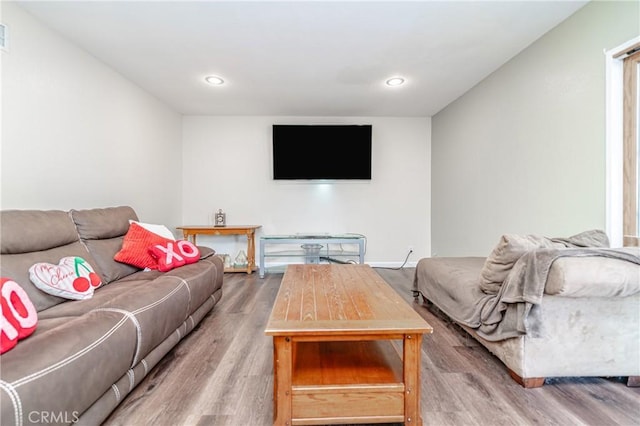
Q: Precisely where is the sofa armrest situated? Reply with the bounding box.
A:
[545,255,640,297]
[198,246,216,260]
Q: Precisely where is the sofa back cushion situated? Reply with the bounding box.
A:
[479,234,556,294]
[479,230,611,294]
[70,206,139,284]
[0,210,98,312]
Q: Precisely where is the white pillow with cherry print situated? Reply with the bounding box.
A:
[29,257,102,300]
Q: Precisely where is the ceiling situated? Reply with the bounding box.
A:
[15,1,587,117]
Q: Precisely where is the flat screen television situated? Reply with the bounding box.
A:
[272,124,372,180]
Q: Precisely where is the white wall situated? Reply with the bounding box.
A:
[182,116,430,264]
[431,0,640,256]
[0,3,183,226]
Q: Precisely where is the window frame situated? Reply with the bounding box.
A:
[605,37,640,247]
[622,50,640,246]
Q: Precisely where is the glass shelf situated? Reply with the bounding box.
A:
[261,250,361,258]
[262,233,364,240]
[259,234,366,278]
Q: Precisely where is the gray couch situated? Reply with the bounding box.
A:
[413,232,640,388]
[0,206,224,425]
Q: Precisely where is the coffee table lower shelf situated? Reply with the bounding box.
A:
[290,383,405,425]
[273,338,419,425]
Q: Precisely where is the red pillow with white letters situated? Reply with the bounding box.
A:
[29,257,102,300]
[115,222,174,269]
[149,240,200,272]
[1,278,38,354]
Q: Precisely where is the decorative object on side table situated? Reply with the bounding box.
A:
[214,209,226,227]
[234,250,248,269]
[219,254,231,269]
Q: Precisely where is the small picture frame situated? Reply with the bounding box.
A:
[214,209,226,227]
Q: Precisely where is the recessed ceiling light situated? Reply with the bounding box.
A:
[385,77,405,87]
[205,75,225,86]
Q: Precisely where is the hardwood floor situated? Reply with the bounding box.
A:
[104,268,640,426]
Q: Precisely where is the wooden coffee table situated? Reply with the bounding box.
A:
[265,264,433,425]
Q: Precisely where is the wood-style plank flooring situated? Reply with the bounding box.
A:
[104,268,640,426]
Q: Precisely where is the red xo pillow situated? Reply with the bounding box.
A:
[115,222,174,269]
[149,240,200,272]
[1,278,38,354]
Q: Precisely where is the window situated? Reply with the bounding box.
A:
[606,38,640,247]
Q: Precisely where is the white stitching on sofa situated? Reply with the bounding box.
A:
[127,369,135,392]
[181,278,192,317]
[111,384,121,403]
[176,327,182,340]
[0,380,22,426]
[210,291,221,305]
[141,359,148,376]
[133,279,185,315]
[11,316,129,388]
[93,308,143,367]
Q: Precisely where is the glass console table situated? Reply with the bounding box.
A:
[259,234,365,278]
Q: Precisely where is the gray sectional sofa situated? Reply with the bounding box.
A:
[0,206,224,425]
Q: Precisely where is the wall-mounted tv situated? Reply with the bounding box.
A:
[272,124,372,180]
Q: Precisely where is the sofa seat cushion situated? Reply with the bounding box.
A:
[38,258,220,317]
[38,257,221,362]
[115,269,164,283]
[164,256,222,318]
[0,310,139,426]
[28,316,76,336]
[36,279,156,320]
[100,258,222,360]
[90,275,194,361]
[414,256,489,328]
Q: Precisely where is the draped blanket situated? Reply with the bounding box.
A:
[475,248,640,341]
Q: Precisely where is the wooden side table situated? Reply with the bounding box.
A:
[176,225,261,274]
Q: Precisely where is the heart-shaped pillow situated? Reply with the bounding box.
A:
[29,257,102,300]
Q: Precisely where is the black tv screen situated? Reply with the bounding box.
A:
[272,125,372,180]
